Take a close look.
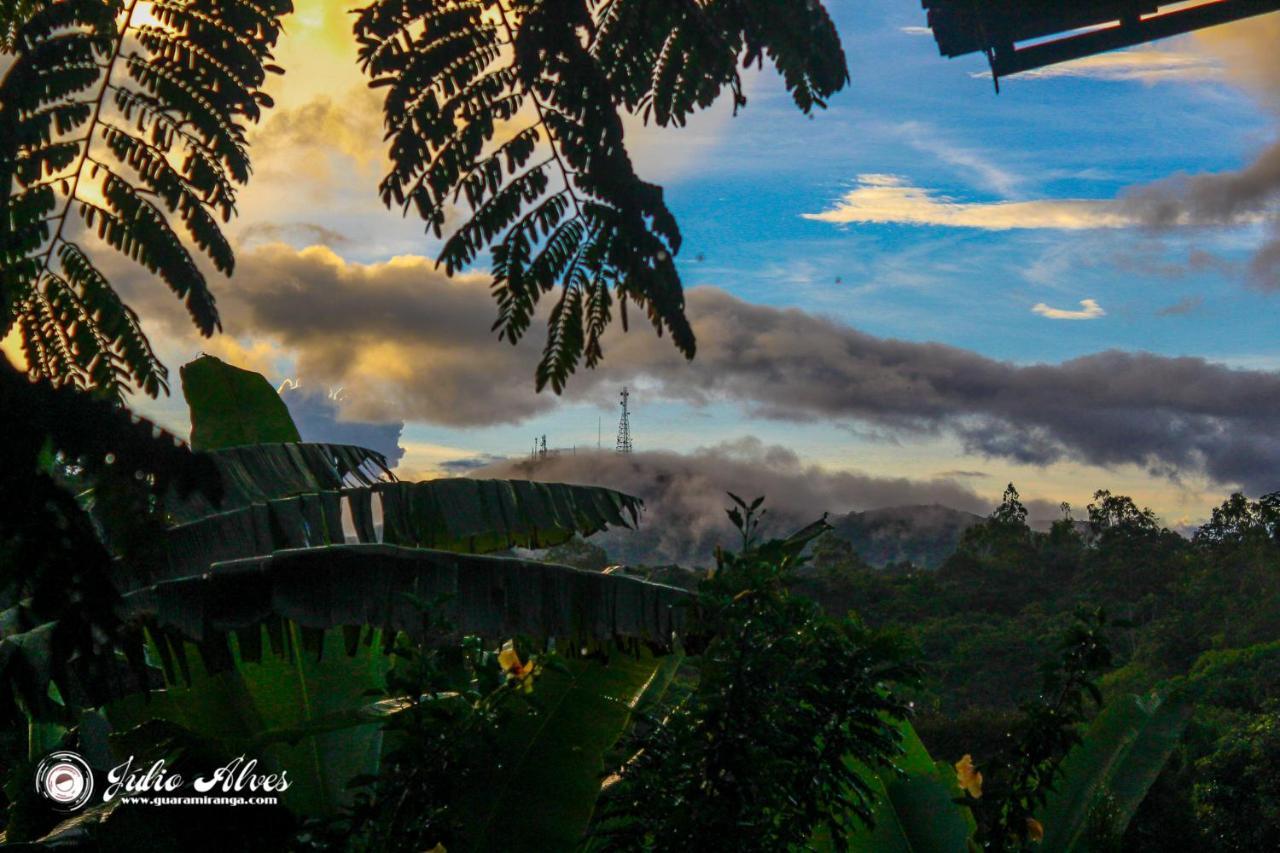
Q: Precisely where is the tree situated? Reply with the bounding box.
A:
[3,0,848,397]
[1,356,693,845]
[1193,711,1280,852]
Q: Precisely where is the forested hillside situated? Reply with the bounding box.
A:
[793,486,1280,851]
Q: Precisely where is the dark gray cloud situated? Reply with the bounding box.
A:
[124,244,1280,493]
[238,222,352,249]
[1122,142,1280,289]
[439,453,508,474]
[1155,295,1205,317]
[471,438,1011,566]
[279,383,405,467]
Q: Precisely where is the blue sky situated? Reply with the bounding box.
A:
[19,0,1280,526]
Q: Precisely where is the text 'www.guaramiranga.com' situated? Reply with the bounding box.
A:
[118,795,282,807]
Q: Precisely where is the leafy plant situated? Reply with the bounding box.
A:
[590,499,919,852]
[0,354,698,850]
[0,355,219,726]
[960,609,1115,852]
[1037,690,1193,852]
[0,0,290,398]
[295,597,513,853]
[352,0,847,391]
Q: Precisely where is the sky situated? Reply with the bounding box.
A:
[12,0,1280,532]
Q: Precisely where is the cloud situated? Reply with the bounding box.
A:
[936,469,990,479]
[899,26,932,36]
[1120,143,1280,288]
[121,244,1280,493]
[1190,14,1280,109]
[118,243,560,427]
[974,48,1222,83]
[471,438,1003,566]
[897,123,1021,196]
[238,222,352,249]
[438,453,509,474]
[1156,295,1205,317]
[802,175,1131,230]
[279,384,406,467]
[1096,17,1280,288]
[1032,299,1106,320]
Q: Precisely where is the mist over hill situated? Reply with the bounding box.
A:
[826,505,982,569]
[468,441,1063,568]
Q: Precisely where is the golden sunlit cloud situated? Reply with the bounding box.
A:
[973,47,1221,83]
[802,174,1132,230]
[1032,299,1106,320]
[1190,13,1280,104]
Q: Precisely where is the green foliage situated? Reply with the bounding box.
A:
[831,719,974,852]
[0,354,219,725]
[961,610,1115,852]
[295,601,505,851]
[590,499,918,852]
[1192,710,1280,852]
[181,354,303,450]
[351,0,846,392]
[1,0,290,398]
[1194,491,1280,546]
[455,649,681,852]
[3,354,691,843]
[1038,691,1193,852]
[802,484,1280,851]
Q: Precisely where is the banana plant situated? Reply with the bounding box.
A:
[816,689,1191,853]
[4,356,695,847]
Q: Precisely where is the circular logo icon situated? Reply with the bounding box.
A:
[34,751,94,811]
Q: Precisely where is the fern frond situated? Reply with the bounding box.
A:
[357,0,709,393]
[592,0,847,124]
[356,0,843,393]
[0,0,291,400]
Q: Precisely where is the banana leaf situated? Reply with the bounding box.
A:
[456,650,685,852]
[120,545,695,678]
[180,355,302,451]
[1037,691,1193,851]
[817,716,974,852]
[107,626,392,815]
[157,479,643,584]
[166,442,394,523]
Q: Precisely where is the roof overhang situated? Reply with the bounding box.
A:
[923,1,1280,85]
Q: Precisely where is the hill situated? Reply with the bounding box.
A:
[826,504,982,569]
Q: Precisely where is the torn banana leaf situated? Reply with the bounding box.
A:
[156,479,643,584]
[121,544,695,679]
[165,442,393,523]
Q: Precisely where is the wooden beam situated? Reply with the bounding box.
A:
[991,0,1280,78]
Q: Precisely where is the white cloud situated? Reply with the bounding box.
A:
[802,175,1131,230]
[899,26,932,36]
[971,48,1222,83]
[897,122,1022,197]
[1032,299,1106,320]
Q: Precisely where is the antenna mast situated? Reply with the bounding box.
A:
[615,387,633,453]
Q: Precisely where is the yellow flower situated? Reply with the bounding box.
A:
[425,844,446,853]
[954,754,983,799]
[498,640,535,690]
[1026,817,1044,843]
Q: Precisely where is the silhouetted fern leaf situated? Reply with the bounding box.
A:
[0,0,291,399]
[595,0,848,124]
[355,0,845,393]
